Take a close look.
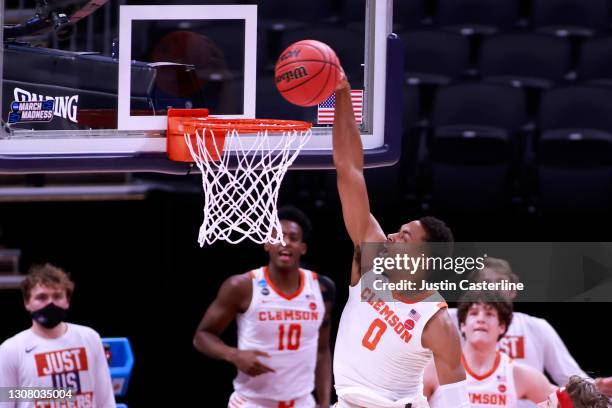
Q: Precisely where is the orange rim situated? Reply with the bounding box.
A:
[166,111,312,163]
[175,117,312,134]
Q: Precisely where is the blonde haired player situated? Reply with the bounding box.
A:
[0,264,116,408]
[193,206,335,408]
[331,70,469,408]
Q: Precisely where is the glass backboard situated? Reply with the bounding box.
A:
[0,0,402,173]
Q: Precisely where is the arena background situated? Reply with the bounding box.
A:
[3,0,612,405]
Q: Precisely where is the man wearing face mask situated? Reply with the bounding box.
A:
[0,263,116,408]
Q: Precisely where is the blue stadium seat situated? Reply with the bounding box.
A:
[401,30,471,86]
[536,86,612,210]
[435,0,519,35]
[479,33,571,89]
[394,0,430,31]
[257,0,327,23]
[401,84,425,197]
[576,37,612,87]
[531,0,611,37]
[428,83,527,210]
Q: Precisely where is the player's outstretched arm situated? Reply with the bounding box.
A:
[193,274,275,376]
[423,309,470,408]
[514,363,557,403]
[332,73,385,247]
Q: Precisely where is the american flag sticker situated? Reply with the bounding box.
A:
[409,309,421,322]
[317,89,363,125]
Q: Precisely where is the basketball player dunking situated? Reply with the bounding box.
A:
[193,207,336,408]
[331,71,469,408]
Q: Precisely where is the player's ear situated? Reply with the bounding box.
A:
[301,242,307,256]
[264,243,270,252]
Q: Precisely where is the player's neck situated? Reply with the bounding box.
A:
[267,263,301,293]
[31,321,68,339]
[463,342,498,374]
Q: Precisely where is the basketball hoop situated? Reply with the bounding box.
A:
[167,109,312,246]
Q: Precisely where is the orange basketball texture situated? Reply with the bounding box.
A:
[275,40,341,107]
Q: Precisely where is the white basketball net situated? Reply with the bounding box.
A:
[184,125,312,246]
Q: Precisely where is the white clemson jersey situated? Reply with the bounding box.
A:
[447,309,587,408]
[464,351,518,408]
[333,279,448,406]
[234,266,325,401]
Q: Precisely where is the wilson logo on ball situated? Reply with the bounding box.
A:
[279,49,301,61]
[276,67,309,83]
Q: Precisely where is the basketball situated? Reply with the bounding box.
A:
[274,40,341,107]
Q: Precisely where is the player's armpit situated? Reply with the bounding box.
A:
[422,309,466,386]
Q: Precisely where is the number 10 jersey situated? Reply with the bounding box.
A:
[234,266,325,401]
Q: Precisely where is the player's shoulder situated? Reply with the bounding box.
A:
[512,360,543,383]
[217,271,255,302]
[422,306,460,350]
[427,306,456,332]
[226,271,256,287]
[0,329,31,352]
[67,323,102,341]
[516,312,551,330]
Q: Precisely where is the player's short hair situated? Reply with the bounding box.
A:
[278,206,312,242]
[469,257,520,284]
[565,376,611,408]
[419,216,454,258]
[21,263,75,301]
[457,291,513,341]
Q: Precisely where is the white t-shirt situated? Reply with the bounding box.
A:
[448,308,587,408]
[0,323,116,408]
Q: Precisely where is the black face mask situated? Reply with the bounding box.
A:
[31,303,68,329]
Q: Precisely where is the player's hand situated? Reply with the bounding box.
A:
[335,68,350,92]
[231,349,276,376]
[595,377,612,396]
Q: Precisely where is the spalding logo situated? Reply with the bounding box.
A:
[276,66,308,83]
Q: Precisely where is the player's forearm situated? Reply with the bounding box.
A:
[314,349,332,406]
[332,86,363,173]
[193,330,237,363]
